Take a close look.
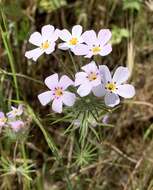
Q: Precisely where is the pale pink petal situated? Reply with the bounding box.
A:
[58,29,72,42]
[72,44,90,56]
[104,92,120,107]
[92,84,106,97]
[62,91,76,106]
[75,72,88,86]
[45,73,59,90]
[98,29,112,46]
[29,32,43,46]
[81,61,97,73]
[84,51,93,58]
[25,48,44,61]
[38,91,54,106]
[113,66,130,84]
[41,25,54,40]
[117,84,135,98]
[59,75,74,90]
[99,65,112,84]
[99,44,112,56]
[77,82,92,97]
[0,112,5,118]
[10,120,24,132]
[58,42,69,50]
[82,30,97,47]
[72,25,82,37]
[52,98,63,113]
[45,42,55,54]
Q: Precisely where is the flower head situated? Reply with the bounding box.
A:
[75,61,101,97]
[72,29,112,58]
[58,25,84,51]
[92,66,135,107]
[38,74,76,113]
[25,25,59,61]
[0,112,7,127]
[7,105,23,118]
[9,120,24,132]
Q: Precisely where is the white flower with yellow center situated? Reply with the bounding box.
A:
[38,74,76,113]
[58,25,84,51]
[75,61,101,97]
[92,65,135,107]
[25,25,59,61]
[7,105,23,118]
[72,29,112,58]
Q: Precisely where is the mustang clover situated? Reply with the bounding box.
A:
[58,25,84,51]
[75,61,101,97]
[0,112,7,127]
[24,24,136,113]
[25,25,59,61]
[7,105,23,118]
[72,29,112,58]
[38,73,76,113]
[93,66,135,107]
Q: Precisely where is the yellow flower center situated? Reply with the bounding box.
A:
[69,37,78,45]
[105,82,116,92]
[55,88,63,97]
[92,46,102,54]
[88,72,97,81]
[41,41,50,49]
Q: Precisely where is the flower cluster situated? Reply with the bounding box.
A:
[0,105,24,133]
[25,25,135,113]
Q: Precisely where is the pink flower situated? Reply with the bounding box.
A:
[93,66,135,107]
[72,29,112,58]
[25,25,59,61]
[75,61,101,97]
[0,112,7,127]
[58,25,84,51]
[9,120,24,132]
[7,105,23,118]
[38,73,76,113]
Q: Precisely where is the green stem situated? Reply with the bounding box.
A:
[68,50,77,73]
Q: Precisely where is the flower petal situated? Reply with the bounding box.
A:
[81,61,97,73]
[58,29,72,42]
[45,42,55,54]
[117,84,135,98]
[99,44,112,56]
[77,82,92,97]
[75,72,88,86]
[41,25,54,40]
[82,30,97,46]
[99,65,112,83]
[0,112,5,118]
[104,92,120,107]
[29,32,43,46]
[58,42,69,50]
[92,84,106,97]
[72,25,82,37]
[52,98,63,113]
[45,73,59,90]
[38,91,53,106]
[113,66,130,84]
[72,44,90,56]
[62,91,76,106]
[59,75,74,90]
[25,48,44,61]
[98,29,112,46]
